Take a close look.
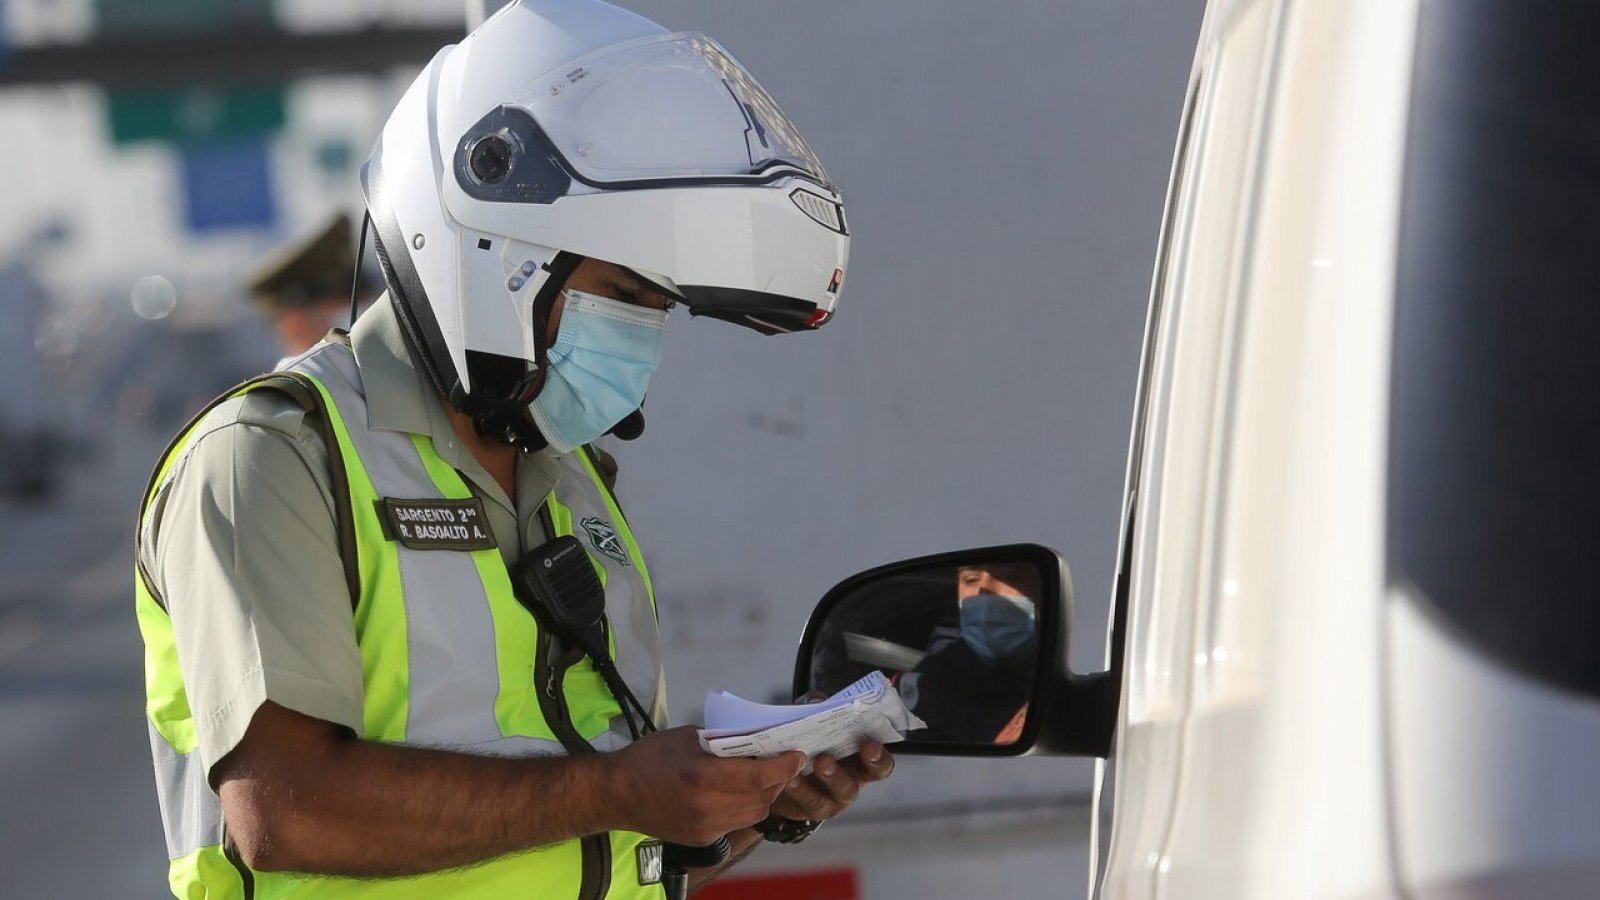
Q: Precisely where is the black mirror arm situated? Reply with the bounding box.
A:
[1038,670,1117,757]
[1039,510,1134,758]
[1035,533,1129,759]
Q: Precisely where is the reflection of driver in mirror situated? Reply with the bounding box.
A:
[899,562,1039,744]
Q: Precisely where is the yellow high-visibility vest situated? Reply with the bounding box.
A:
[136,341,665,899]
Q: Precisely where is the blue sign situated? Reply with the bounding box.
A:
[179,138,278,232]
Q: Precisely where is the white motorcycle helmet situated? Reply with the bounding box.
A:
[360,0,849,441]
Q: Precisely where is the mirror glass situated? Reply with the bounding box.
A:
[806,557,1043,747]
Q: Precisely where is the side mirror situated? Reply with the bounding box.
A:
[794,544,1115,757]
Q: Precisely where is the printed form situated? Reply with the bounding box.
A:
[698,671,925,769]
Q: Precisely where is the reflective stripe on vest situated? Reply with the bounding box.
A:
[136,341,666,899]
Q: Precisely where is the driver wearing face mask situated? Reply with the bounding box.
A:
[899,564,1041,744]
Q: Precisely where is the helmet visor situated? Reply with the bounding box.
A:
[513,32,832,189]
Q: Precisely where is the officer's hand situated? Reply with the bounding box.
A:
[768,741,896,824]
[605,726,804,846]
[767,690,896,823]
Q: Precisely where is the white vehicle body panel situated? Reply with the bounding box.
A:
[1097,0,1600,897]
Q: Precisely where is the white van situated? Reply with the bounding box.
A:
[794,1,1600,897]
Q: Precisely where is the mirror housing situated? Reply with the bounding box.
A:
[794,543,1116,758]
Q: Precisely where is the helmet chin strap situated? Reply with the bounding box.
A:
[474,405,549,451]
[472,403,645,452]
[468,383,648,452]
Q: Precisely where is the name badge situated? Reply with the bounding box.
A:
[635,840,664,886]
[375,498,497,551]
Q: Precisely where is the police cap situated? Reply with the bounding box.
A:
[246,214,358,310]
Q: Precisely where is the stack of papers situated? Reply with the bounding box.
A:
[698,671,925,768]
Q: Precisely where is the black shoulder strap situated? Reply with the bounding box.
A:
[136,371,362,613]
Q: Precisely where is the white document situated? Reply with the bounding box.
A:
[697,671,925,769]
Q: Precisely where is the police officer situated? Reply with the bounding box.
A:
[135,3,890,897]
[244,213,370,358]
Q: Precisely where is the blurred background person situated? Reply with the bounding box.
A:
[246,212,374,360]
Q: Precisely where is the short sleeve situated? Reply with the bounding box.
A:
[142,391,365,781]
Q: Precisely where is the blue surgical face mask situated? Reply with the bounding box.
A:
[529,289,669,453]
[959,592,1038,666]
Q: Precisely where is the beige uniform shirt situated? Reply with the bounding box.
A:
[140,301,565,779]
